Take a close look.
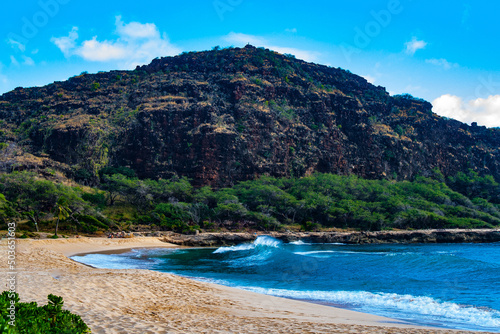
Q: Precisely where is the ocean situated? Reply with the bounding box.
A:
[71,236,500,332]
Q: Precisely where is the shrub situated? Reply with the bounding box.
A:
[0,291,91,333]
[81,192,107,209]
[90,82,100,91]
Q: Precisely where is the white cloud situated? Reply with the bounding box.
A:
[405,37,427,55]
[51,17,181,68]
[272,46,320,63]
[51,27,79,57]
[22,55,35,66]
[285,28,297,33]
[77,37,127,61]
[115,16,158,39]
[224,32,321,63]
[425,58,459,70]
[432,94,500,127]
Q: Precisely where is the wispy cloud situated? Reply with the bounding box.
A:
[225,32,264,46]
[224,32,321,63]
[425,58,459,70]
[361,74,376,84]
[285,28,297,33]
[51,17,181,68]
[432,94,500,127]
[7,38,26,52]
[10,56,19,67]
[22,55,35,66]
[405,37,427,55]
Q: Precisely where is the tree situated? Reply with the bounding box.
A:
[53,198,71,237]
[447,169,500,202]
[0,194,17,226]
[0,173,58,230]
[101,173,135,205]
[187,202,210,224]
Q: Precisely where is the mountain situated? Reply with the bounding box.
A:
[0,45,499,187]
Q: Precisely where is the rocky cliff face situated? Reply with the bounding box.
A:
[1,46,499,186]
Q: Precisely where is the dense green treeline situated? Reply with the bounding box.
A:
[1,169,499,235]
[0,172,111,235]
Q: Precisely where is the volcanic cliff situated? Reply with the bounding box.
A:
[0,45,499,186]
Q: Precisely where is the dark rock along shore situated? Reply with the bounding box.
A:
[160,229,500,247]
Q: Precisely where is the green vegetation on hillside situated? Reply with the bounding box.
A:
[0,172,112,235]
[0,292,90,333]
[1,169,499,234]
[1,46,499,190]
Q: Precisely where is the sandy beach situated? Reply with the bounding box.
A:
[0,237,492,334]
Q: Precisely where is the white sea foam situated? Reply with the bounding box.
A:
[294,250,338,256]
[290,241,347,245]
[213,236,281,254]
[289,240,310,245]
[240,287,500,330]
[71,249,167,269]
[71,254,141,269]
[294,250,390,257]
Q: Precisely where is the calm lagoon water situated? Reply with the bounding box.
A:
[72,236,500,332]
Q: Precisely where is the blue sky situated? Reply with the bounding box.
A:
[2,0,500,126]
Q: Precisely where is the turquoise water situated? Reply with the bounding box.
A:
[72,236,500,332]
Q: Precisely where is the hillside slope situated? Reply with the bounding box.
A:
[0,45,499,186]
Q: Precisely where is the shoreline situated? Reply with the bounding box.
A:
[65,248,462,332]
[69,244,186,258]
[161,228,500,247]
[1,237,495,333]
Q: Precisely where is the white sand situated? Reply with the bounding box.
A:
[0,237,490,333]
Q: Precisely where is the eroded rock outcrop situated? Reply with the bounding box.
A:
[161,229,500,247]
[1,46,499,186]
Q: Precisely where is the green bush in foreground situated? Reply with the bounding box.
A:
[0,291,90,334]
